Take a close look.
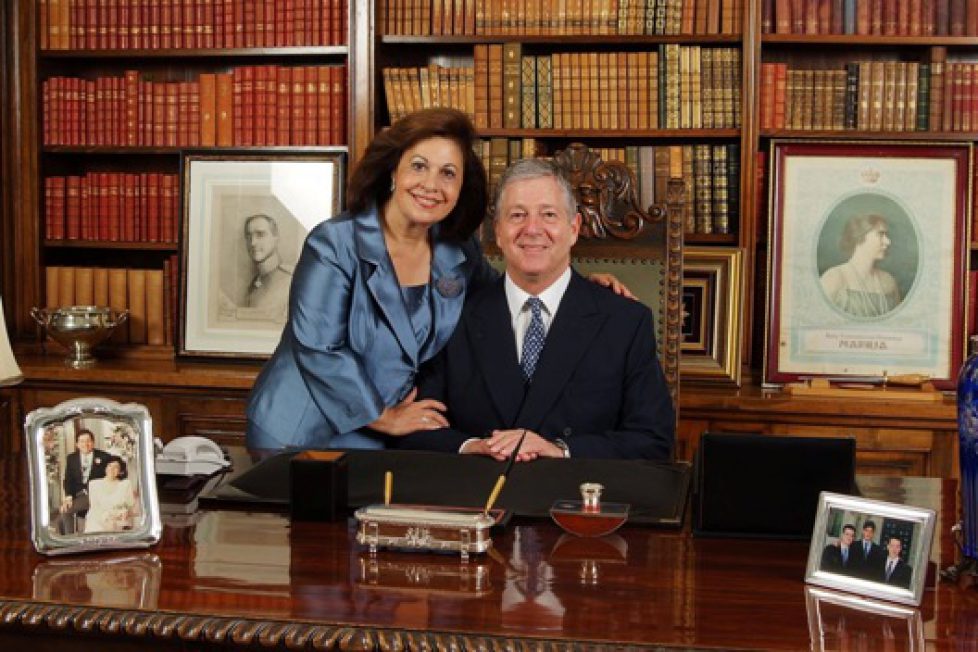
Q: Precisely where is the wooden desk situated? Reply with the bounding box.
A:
[1,460,975,650]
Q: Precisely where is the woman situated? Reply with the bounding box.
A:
[84,458,139,533]
[820,213,901,318]
[247,108,624,450]
[246,108,493,450]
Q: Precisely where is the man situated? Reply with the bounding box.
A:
[397,158,674,460]
[880,536,913,589]
[820,524,857,575]
[53,428,114,535]
[243,213,293,317]
[851,520,885,578]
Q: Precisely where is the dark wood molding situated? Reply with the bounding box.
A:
[0,598,670,651]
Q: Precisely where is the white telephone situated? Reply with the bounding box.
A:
[156,436,231,476]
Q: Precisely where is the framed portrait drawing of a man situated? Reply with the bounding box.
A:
[180,151,346,357]
[805,492,935,606]
[764,141,971,389]
[25,398,162,556]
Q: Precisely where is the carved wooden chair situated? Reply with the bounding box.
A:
[487,143,684,408]
[552,143,684,406]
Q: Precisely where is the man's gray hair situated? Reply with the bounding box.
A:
[491,158,578,221]
[244,213,279,236]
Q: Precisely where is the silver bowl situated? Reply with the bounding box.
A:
[30,306,129,369]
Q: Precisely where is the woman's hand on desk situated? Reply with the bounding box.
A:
[369,388,448,436]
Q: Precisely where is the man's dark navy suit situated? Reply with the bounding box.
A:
[398,271,675,459]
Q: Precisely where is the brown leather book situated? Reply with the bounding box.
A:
[502,42,522,129]
[93,268,110,308]
[775,0,792,33]
[127,268,147,345]
[317,66,331,146]
[881,60,897,131]
[58,266,76,308]
[488,44,504,128]
[213,72,231,146]
[145,269,165,346]
[935,0,948,34]
[905,61,920,130]
[45,267,62,309]
[473,44,489,128]
[870,0,883,34]
[536,56,553,129]
[882,0,897,34]
[950,0,966,35]
[637,50,650,130]
[107,268,129,343]
[74,267,95,307]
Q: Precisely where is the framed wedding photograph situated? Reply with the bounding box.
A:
[180,150,346,358]
[805,491,935,606]
[681,247,744,386]
[25,397,162,556]
[764,141,971,389]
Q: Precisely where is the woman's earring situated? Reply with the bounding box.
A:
[390,178,396,192]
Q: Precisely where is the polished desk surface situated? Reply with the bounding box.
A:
[1,458,976,651]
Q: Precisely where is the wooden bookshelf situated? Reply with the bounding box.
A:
[0,1,972,476]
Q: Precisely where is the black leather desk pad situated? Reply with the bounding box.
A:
[201,448,691,527]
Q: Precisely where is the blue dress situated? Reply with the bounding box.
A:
[245,206,495,450]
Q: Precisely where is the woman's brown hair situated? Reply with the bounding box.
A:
[347,108,488,241]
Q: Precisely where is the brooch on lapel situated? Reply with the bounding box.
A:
[435,276,463,298]
[94,456,102,464]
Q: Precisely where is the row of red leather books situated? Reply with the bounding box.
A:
[762,0,978,36]
[42,64,348,148]
[40,0,348,50]
[44,174,179,245]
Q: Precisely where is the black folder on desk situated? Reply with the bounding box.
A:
[201,448,691,527]
[693,432,856,539]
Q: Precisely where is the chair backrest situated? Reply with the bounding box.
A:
[551,143,685,406]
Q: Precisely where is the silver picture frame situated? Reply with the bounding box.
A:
[805,491,935,606]
[25,397,162,556]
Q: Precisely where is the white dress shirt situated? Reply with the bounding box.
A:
[503,267,572,361]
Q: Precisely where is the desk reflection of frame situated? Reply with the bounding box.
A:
[25,397,162,556]
[33,553,161,610]
[805,586,923,652]
[805,492,935,606]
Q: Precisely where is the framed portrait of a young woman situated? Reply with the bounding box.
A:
[25,398,161,555]
[764,140,971,389]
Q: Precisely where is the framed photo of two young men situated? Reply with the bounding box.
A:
[764,141,971,389]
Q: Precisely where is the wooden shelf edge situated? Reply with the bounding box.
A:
[44,240,178,251]
[14,352,260,391]
[760,130,978,141]
[762,34,978,46]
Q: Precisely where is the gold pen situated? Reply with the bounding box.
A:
[483,430,527,516]
[384,470,392,506]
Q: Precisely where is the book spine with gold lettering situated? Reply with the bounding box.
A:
[711,144,729,235]
[693,143,713,234]
[489,44,504,128]
[520,55,536,127]
[536,56,553,129]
